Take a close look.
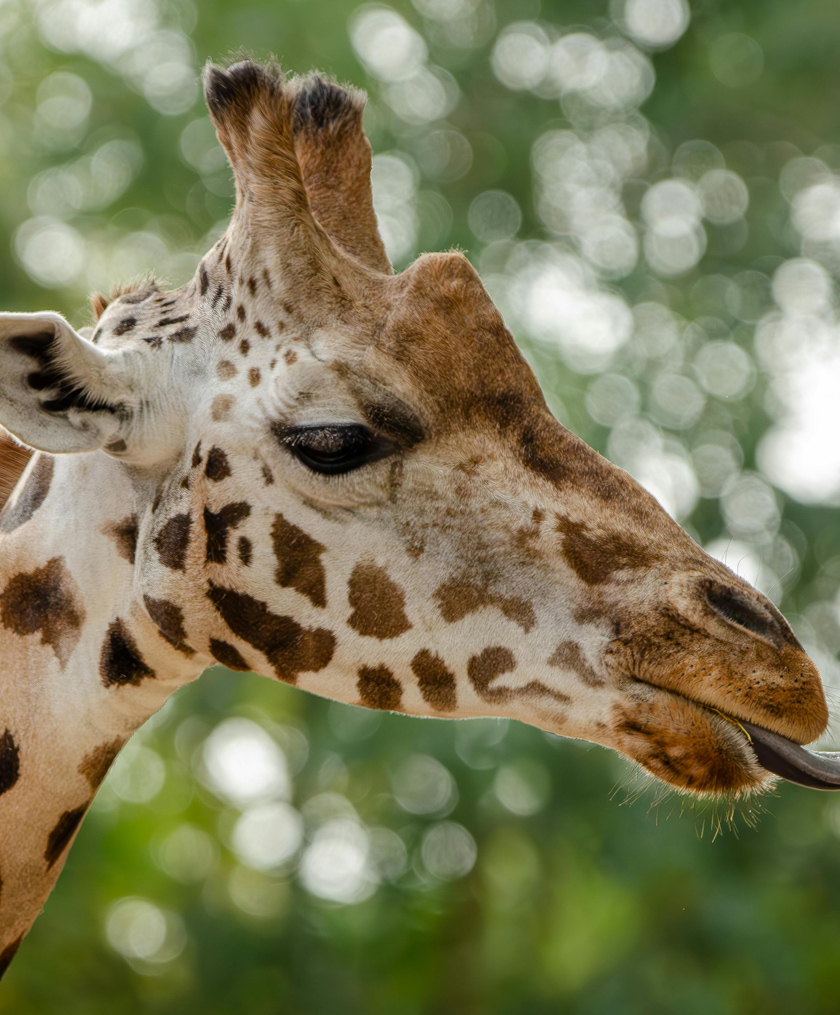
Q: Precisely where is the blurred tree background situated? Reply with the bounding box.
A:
[2,0,840,1011]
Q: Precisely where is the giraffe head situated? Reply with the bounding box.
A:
[0,62,828,798]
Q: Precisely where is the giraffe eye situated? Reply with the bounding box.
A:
[278,424,396,475]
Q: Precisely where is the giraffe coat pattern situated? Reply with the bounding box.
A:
[0,58,830,972]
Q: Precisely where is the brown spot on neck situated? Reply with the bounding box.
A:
[210,637,252,671]
[467,647,517,704]
[347,563,411,639]
[104,515,138,565]
[0,936,23,981]
[44,804,88,869]
[154,513,191,571]
[205,447,232,482]
[212,395,235,421]
[271,513,327,608]
[411,650,457,711]
[143,595,195,656]
[206,581,335,682]
[78,738,124,789]
[0,729,20,796]
[100,618,155,687]
[0,557,84,665]
[358,664,402,710]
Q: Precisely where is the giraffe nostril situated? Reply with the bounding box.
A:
[704,581,785,645]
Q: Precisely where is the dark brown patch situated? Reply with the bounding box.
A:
[78,738,124,789]
[205,447,232,482]
[467,647,517,704]
[144,334,164,349]
[254,320,269,337]
[249,367,261,386]
[434,578,535,633]
[548,640,604,687]
[0,455,54,533]
[240,338,251,356]
[0,729,20,796]
[113,317,136,335]
[0,936,23,981]
[210,637,252,671]
[154,513,191,571]
[0,557,84,665]
[238,536,253,565]
[44,805,88,869]
[247,276,257,295]
[467,646,569,706]
[271,513,326,608]
[204,502,251,563]
[358,665,402,710]
[411,650,457,711]
[219,323,236,341]
[261,463,274,485]
[158,315,189,327]
[283,349,297,366]
[192,442,203,468]
[170,325,197,343]
[144,595,194,656]
[212,395,234,421]
[217,360,237,380]
[0,929,23,978]
[199,265,209,295]
[347,563,411,639]
[206,581,335,682]
[100,618,155,687]
[104,515,138,565]
[237,304,246,322]
[555,516,662,585]
[106,438,127,453]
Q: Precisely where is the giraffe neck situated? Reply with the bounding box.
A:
[0,451,202,961]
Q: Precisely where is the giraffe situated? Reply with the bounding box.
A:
[0,60,831,975]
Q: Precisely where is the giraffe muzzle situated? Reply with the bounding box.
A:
[737,719,840,791]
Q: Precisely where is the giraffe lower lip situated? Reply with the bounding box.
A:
[734,719,840,791]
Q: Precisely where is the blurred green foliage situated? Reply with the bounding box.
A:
[3,0,840,1011]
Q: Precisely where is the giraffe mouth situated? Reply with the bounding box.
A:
[715,712,840,791]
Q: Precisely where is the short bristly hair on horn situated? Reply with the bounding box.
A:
[290,73,392,275]
[202,60,340,281]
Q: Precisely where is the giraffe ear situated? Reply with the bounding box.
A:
[0,312,139,454]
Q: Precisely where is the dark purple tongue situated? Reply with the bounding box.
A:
[740,721,840,790]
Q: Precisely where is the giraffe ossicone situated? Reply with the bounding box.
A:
[0,60,831,971]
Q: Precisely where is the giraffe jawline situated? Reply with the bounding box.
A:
[713,712,840,791]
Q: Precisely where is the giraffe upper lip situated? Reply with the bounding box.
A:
[730,718,840,791]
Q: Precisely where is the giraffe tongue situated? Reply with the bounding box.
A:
[739,720,840,790]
